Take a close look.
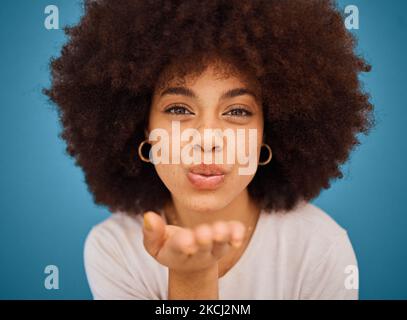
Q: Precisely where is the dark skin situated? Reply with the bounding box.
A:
[142,63,264,299]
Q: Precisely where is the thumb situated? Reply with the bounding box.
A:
[142,211,166,257]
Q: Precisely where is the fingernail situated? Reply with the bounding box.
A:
[143,213,153,231]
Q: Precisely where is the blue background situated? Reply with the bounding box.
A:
[0,0,406,299]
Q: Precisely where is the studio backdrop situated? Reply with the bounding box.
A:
[0,0,406,299]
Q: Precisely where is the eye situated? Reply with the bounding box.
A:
[223,107,253,117]
[164,104,194,116]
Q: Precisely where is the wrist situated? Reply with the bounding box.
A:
[170,263,218,277]
[168,264,219,299]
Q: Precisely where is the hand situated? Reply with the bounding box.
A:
[142,211,246,274]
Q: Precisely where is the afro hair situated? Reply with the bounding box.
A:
[44,0,375,215]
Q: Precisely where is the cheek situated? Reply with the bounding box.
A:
[154,163,185,191]
[239,118,264,153]
[227,167,256,191]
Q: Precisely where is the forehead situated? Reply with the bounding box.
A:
[155,63,261,103]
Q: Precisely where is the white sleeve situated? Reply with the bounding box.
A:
[83,226,154,300]
[301,232,359,300]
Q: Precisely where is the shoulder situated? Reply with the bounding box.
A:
[83,212,165,299]
[86,209,149,243]
[264,200,348,242]
[84,211,146,264]
[262,201,354,261]
[84,212,140,260]
[86,211,143,240]
[83,211,152,276]
[262,201,358,299]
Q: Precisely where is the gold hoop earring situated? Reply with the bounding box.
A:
[259,143,272,166]
[138,140,151,163]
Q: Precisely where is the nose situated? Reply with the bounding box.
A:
[194,118,224,154]
[193,139,222,153]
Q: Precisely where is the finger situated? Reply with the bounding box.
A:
[227,220,246,248]
[166,227,198,256]
[211,221,232,258]
[194,224,213,252]
[142,211,166,257]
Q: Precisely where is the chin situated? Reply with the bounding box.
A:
[177,191,233,213]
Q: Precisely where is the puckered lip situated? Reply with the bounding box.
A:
[188,163,228,176]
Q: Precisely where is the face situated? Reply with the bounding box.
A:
[148,63,264,212]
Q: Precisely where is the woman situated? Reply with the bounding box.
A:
[44,0,374,299]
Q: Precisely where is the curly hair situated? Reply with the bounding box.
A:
[44,0,375,215]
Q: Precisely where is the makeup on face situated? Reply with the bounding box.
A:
[186,163,228,190]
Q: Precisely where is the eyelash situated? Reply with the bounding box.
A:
[164,104,194,115]
[224,108,253,117]
[164,104,253,117]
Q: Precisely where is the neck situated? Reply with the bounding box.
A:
[163,189,261,229]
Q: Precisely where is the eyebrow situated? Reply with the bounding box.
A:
[159,86,258,102]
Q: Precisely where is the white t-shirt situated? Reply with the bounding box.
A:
[84,201,358,299]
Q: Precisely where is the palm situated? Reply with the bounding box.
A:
[142,211,246,273]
